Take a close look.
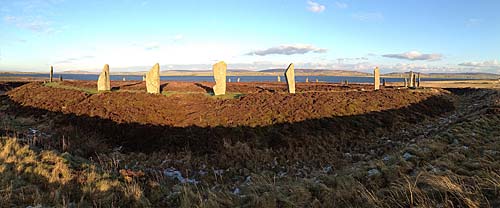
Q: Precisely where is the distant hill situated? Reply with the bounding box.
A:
[259,69,372,76]
[2,69,498,79]
[384,72,499,79]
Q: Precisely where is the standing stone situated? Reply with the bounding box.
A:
[228,78,231,83]
[277,75,281,82]
[306,77,309,83]
[412,72,417,88]
[374,67,380,90]
[49,66,54,82]
[284,63,295,94]
[146,63,161,94]
[212,61,227,95]
[316,79,319,83]
[404,78,408,87]
[382,79,386,87]
[409,71,415,88]
[59,75,63,81]
[142,75,146,81]
[97,64,111,91]
[122,77,126,81]
[417,73,421,87]
[237,77,240,82]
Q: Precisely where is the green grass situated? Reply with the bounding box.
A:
[43,82,99,94]
[207,92,245,99]
[161,91,203,96]
[161,91,245,99]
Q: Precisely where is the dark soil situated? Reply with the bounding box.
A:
[1,81,499,208]
[8,81,433,127]
[2,81,455,171]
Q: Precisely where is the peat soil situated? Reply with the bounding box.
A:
[2,82,454,171]
[1,81,499,207]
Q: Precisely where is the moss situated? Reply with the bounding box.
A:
[43,82,98,94]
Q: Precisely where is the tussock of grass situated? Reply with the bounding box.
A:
[208,92,245,99]
[1,86,498,207]
[43,82,98,94]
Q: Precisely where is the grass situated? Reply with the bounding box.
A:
[1,111,498,207]
[1,85,498,207]
[207,92,245,99]
[162,91,245,99]
[43,82,99,94]
[161,91,203,97]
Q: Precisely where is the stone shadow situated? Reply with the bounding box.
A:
[194,83,214,94]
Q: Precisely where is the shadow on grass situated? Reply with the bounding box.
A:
[0,89,456,170]
[194,83,214,95]
[112,81,144,91]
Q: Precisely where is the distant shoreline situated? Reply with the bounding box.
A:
[1,70,499,79]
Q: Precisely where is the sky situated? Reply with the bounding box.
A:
[0,0,499,73]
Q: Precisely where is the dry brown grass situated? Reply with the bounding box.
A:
[0,87,498,207]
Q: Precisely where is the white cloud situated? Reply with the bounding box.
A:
[144,42,160,50]
[352,12,384,21]
[173,34,184,41]
[3,15,54,33]
[334,2,348,9]
[335,57,368,64]
[307,1,326,13]
[466,18,482,27]
[54,55,95,64]
[459,60,500,69]
[246,44,328,56]
[382,51,443,61]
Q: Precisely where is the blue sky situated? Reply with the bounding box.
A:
[0,0,499,73]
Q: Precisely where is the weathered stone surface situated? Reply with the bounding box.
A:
[146,63,161,94]
[59,75,63,81]
[409,71,415,88]
[142,75,146,81]
[277,75,281,82]
[404,78,408,87]
[374,67,380,90]
[97,64,111,91]
[306,77,309,83]
[212,61,227,95]
[237,77,240,82]
[284,63,295,94]
[49,66,53,82]
[417,73,421,87]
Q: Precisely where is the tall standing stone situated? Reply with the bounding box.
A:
[305,77,309,83]
[374,67,380,90]
[49,66,54,82]
[212,61,227,96]
[409,71,415,88]
[146,63,160,94]
[237,77,240,82]
[412,72,417,88]
[97,64,111,91]
[417,73,421,87]
[404,78,408,87]
[382,79,386,87]
[284,63,295,94]
[277,75,281,82]
[59,75,63,81]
